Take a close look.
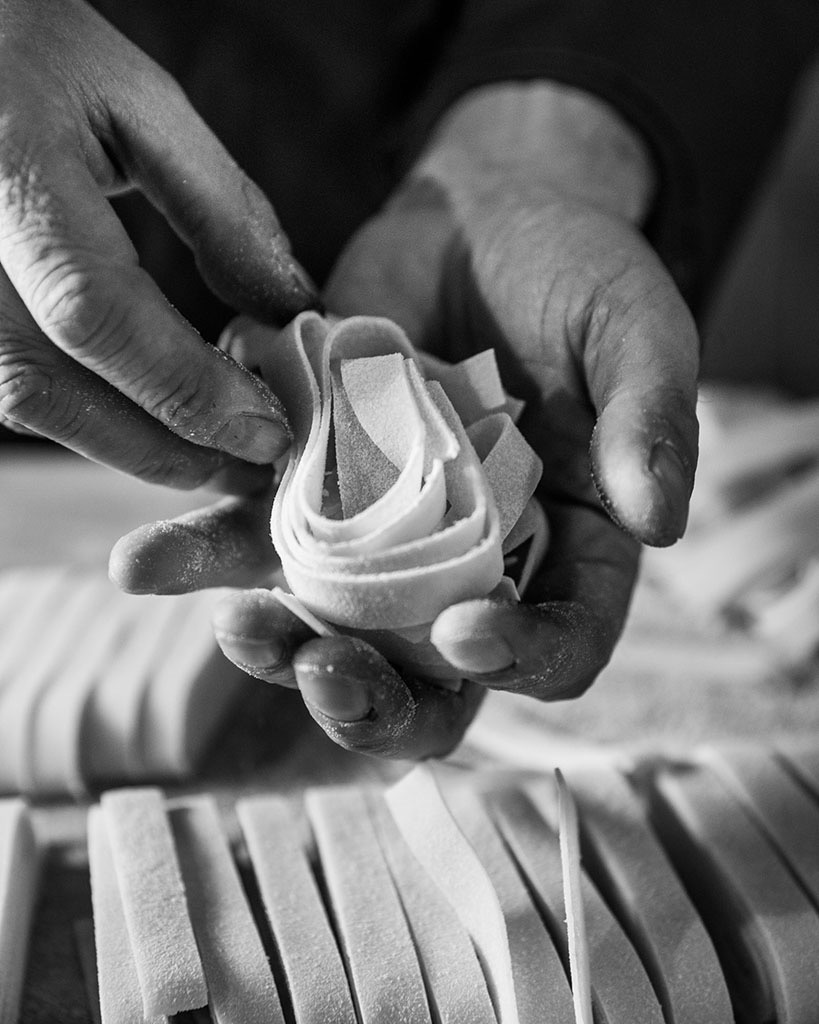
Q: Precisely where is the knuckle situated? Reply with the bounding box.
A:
[31,263,131,363]
[146,368,216,440]
[0,346,72,437]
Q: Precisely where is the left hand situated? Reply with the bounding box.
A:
[111,83,700,761]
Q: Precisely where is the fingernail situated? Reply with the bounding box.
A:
[434,635,515,675]
[214,413,290,464]
[296,665,371,722]
[648,439,691,540]
[217,636,286,673]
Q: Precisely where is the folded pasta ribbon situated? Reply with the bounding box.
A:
[257,312,547,676]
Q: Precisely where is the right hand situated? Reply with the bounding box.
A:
[0,0,318,492]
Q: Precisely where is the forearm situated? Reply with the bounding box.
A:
[405,81,657,225]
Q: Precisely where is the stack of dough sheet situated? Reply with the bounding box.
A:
[80,742,819,1024]
[0,567,248,796]
[251,312,547,680]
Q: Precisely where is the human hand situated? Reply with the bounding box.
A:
[0,0,317,492]
[111,83,699,760]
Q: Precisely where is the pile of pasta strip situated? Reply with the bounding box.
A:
[0,569,247,797]
[255,313,546,677]
[71,742,819,1024]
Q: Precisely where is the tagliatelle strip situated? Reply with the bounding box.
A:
[87,807,166,1024]
[0,567,75,692]
[544,764,732,1024]
[236,796,357,1024]
[169,797,285,1024]
[101,788,207,1017]
[0,577,108,792]
[367,792,498,1024]
[83,595,190,782]
[696,746,819,910]
[487,786,663,1024]
[386,766,573,1024]
[776,741,819,798]
[25,596,132,795]
[419,348,512,425]
[651,762,819,1024]
[0,799,38,1024]
[257,312,545,671]
[137,592,244,778]
[467,413,543,542]
[304,787,432,1024]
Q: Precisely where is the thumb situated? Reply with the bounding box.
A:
[586,257,700,547]
[107,62,318,323]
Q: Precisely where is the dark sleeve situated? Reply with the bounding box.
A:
[404,0,819,312]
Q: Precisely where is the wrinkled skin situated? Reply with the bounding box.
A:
[112,110,700,759]
[0,0,699,760]
[0,0,317,491]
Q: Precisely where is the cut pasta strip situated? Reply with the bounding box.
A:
[467,413,542,543]
[0,577,108,792]
[305,787,431,1024]
[650,761,819,1024]
[647,464,819,615]
[487,785,662,1024]
[0,799,38,1024]
[0,566,76,693]
[87,806,166,1024]
[695,396,819,494]
[386,766,572,1024]
[367,792,497,1024]
[420,347,509,425]
[236,795,357,1024]
[101,788,206,1017]
[696,745,819,909]
[83,594,190,781]
[331,359,401,519]
[776,740,819,798]
[170,797,284,1024]
[137,592,245,777]
[751,560,819,667]
[546,764,732,1024]
[25,595,134,794]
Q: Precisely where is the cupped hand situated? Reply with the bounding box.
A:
[112,83,699,761]
[0,0,317,491]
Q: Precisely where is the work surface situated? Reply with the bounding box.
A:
[3,443,819,1022]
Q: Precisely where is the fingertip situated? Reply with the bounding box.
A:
[591,389,698,546]
[211,588,311,686]
[431,601,517,676]
[108,521,204,594]
[293,637,384,723]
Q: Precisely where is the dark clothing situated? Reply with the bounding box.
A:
[86,0,819,338]
[406,0,819,310]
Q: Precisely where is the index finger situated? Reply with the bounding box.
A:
[0,143,292,464]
